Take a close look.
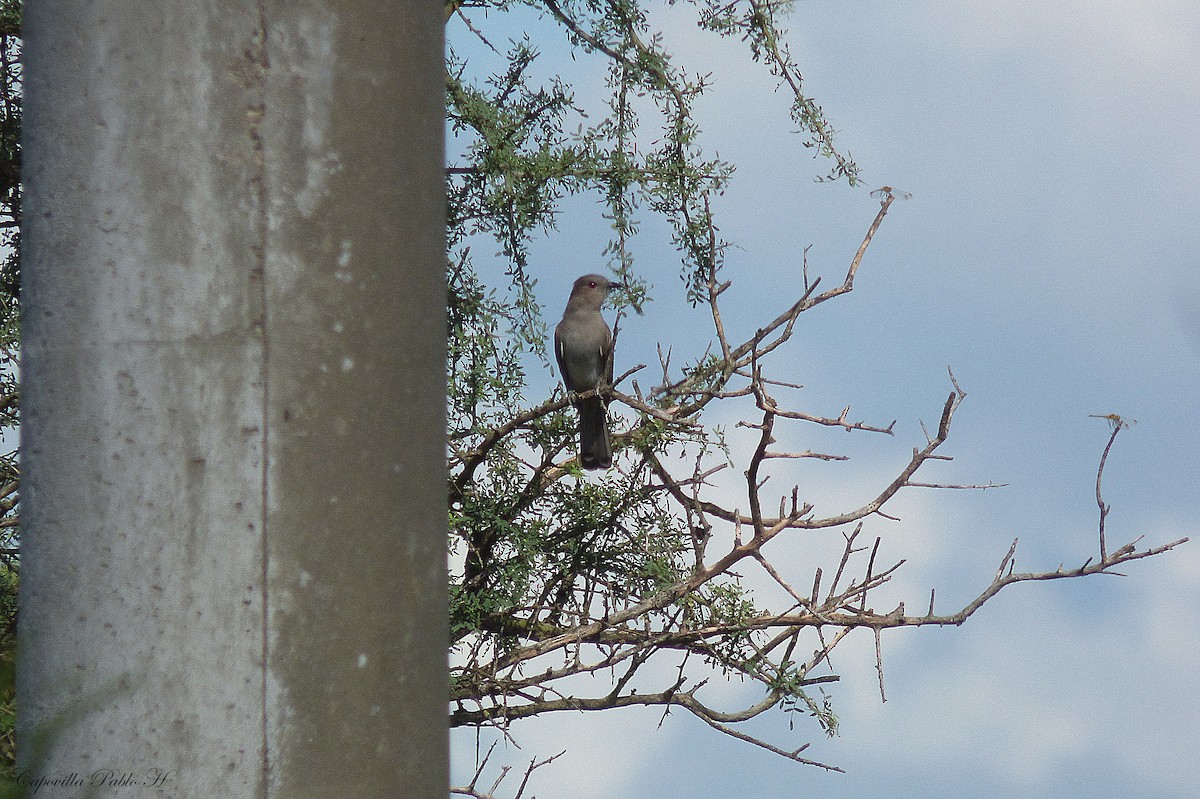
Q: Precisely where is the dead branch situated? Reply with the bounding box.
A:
[1090,413,1131,560]
[447,140,1190,779]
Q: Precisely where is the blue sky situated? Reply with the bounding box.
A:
[449,3,1200,797]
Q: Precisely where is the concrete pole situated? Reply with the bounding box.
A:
[18,2,445,798]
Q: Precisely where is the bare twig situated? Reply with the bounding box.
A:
[1090,413,1129,561]
[874,628,886,703]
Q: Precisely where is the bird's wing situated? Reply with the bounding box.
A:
[603,326,614,385]
[553,324,569,389]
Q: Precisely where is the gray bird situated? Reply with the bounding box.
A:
[555,274,619,470]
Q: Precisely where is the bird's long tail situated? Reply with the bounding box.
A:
[577,396,611,470]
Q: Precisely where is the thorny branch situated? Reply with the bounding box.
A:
[445,4,1186,789]
[447,181,1190,775]
[452,739,568,799]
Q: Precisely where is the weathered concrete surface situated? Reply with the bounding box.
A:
[18,2,446,797]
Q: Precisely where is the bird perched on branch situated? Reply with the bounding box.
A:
[555,274,619,470]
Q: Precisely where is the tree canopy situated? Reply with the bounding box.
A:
[443,0,1186,791]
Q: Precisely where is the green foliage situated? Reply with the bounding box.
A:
[446,0,863,762]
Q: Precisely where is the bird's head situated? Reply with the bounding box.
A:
[569,274,622,307]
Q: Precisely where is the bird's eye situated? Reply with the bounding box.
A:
[588,280,597,288]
